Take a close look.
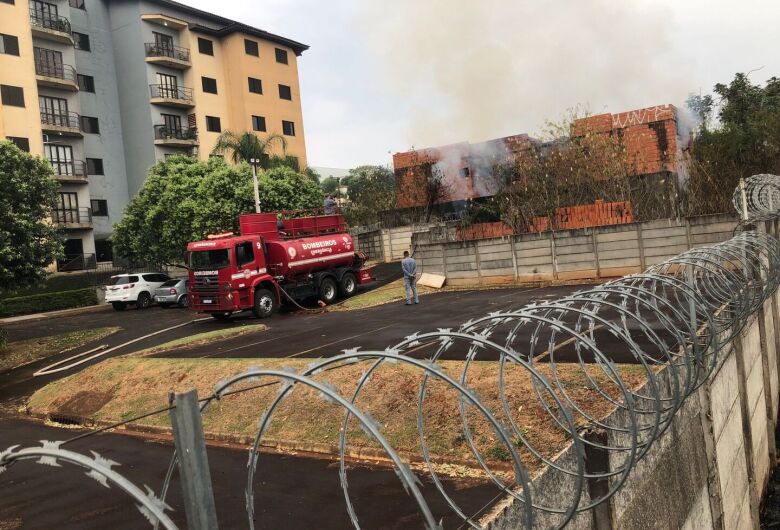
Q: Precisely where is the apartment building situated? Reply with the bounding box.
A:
[0,0,308,269]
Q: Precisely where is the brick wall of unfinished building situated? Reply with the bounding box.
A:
[392,104,685,210]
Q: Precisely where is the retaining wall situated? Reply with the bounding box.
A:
[412,214,737,286]
[481,219,780,530]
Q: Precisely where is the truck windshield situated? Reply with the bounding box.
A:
[190,249,230,269]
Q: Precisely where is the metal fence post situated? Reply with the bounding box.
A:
[169,390,219,530]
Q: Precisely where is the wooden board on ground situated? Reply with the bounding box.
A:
[418,273,446,289]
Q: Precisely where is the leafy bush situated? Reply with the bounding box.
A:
[0,288,98,318]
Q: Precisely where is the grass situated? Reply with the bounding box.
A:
[29,356,648,474]
[128,323,268,357]
[332,279,438,311]
[0,327,120,373]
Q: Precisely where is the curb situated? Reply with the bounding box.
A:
[33,411,513,473]
[0,303,111,325]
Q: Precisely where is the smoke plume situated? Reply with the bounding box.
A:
[354,0,693,149]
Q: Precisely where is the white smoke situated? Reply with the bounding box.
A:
[353,0,693,148]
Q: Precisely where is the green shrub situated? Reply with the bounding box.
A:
[0,288,98,318]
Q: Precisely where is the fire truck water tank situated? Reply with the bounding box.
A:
[265,233,356,277]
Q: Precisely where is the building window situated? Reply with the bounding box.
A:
[91,199,108,216]
[205,116,221,132]
[73,32,90,51]
[244,38,258,56]
[0,85,24,107]
[282,120,295,136]
[6,137,29,151]
[197,37,213,56]
[201,76,217,94]
[0,0,15,4]
[275,48,288,64]
[248,77,262,94]
[251,115,266,132]
[278,84,292,100]
[80,115,99,133]
[77,74,94,92]
[68,0,85,9]
[86,157,104,175]
[459,167,470,178]
[0,34,19,56]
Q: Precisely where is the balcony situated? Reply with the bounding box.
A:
[41,111,82,136]
[35,62,79,91]
[49,159,88,183]
[53,207,92,229]
[30,13,74,45]
[144,43,190,69]
[149,84,194,108]
[154,125,198,147]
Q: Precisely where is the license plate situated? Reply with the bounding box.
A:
[202,299,213,304]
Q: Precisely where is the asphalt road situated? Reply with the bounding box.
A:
[0,417,498,530]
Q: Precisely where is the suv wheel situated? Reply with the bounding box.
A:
[339,273,357,298]
[136,292,151,310]
[318,278,338,305]
[253,288,276,319]
[111,302,127,311]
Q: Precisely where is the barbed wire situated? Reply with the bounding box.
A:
[733,173,780,222]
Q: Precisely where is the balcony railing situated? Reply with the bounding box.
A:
[154,125,198,141]
[149,84,193,102]
[30,12,72,34]
[49,159,87,177]
[53,207,92,225]
[41,110,81,129]
[144,43,190,62]
[35,62,78,83]
[57,253,97,272]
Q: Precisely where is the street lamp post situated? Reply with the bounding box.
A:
[249,158,261,213]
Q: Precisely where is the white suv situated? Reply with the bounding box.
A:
[105,273,171,311]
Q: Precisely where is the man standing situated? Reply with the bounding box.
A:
[401,250,419,305]
[323,194,337,215]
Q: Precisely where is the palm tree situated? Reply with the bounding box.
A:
[211,130,287,167]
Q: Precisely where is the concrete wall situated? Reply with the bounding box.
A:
[481,219,780,530]
[411,214,737,286]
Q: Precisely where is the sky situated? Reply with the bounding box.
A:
[181,0,780,169]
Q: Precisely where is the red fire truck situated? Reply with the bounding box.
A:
[185,212,374,319]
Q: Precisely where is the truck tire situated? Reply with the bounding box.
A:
[253,288,276,318]
[136,292,151,310]
[318,278,338,305]
[339,272,357,298]
[112,302,127,311]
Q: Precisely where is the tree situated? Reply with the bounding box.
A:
[493,112,636,232]
[112,156,322,265]
[0,140,63,294]
[211,130,287,166]
[340,165,397,225]
[685,73,780,215]
[321,176,340,195]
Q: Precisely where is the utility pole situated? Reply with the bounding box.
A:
[250,158,261,213]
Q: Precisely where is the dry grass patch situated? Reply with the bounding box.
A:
[0,327,120,373]
[30,356,647,473]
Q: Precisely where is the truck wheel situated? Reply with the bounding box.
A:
[136,292,151,310]
[253,288,276,318]
[318,278,338,305]
[339,273,357,298]
[111,302,127,311]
